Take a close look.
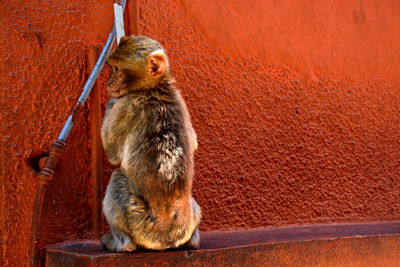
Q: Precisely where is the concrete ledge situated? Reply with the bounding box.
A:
[45,221,400,267]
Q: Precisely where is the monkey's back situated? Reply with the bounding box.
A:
[115,88,190,186]
[107,86,198,248]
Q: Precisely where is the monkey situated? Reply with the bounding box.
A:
[100,35,201,252]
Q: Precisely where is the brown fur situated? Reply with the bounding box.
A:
[101,36,201,252]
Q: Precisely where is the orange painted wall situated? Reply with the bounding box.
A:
[0,1,114,265]
[1,0,400,266]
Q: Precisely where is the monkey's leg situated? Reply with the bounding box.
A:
[180,197,202,249]
[102,169,138,252]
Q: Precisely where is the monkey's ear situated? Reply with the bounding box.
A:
[147,50,167,78]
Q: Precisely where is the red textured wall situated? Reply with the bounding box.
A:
[0,1,114,265]
[138,0,400,230]
[1,0,400,266]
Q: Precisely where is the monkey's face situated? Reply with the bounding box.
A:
[107,65,129,98]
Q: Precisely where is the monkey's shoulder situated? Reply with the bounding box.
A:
[130,90,182,113]
[110,91,182,127]
[119,89,176,104]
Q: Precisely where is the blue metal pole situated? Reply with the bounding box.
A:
[58,0,126,142]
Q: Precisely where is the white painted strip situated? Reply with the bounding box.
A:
[114,3,125,44]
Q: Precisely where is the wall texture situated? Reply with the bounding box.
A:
[1,0,400,266]
[0,1,113,265]
[137,0,400,230]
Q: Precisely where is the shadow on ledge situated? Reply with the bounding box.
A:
[45,221,400,267]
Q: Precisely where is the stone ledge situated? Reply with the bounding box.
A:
[45,221,400,267]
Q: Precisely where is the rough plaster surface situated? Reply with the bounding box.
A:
[138,0,400,231]
[0,1,114,266]
[1,0,400,266]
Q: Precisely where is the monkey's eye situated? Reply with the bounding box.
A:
[113,66,119,72]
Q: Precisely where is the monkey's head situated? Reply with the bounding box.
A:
[106,35,170,98]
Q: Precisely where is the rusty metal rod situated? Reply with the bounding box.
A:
[30,1,126,266]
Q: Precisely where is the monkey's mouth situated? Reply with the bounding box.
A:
[110,88,121,93]
[107,83,128,98]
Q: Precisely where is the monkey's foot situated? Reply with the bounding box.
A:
[181,227,200,249]
[101,233,136,252]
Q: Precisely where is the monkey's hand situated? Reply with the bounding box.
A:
[106,97,118,111]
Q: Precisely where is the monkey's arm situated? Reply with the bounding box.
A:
[101,98,126,165]
[174,91,198,151]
